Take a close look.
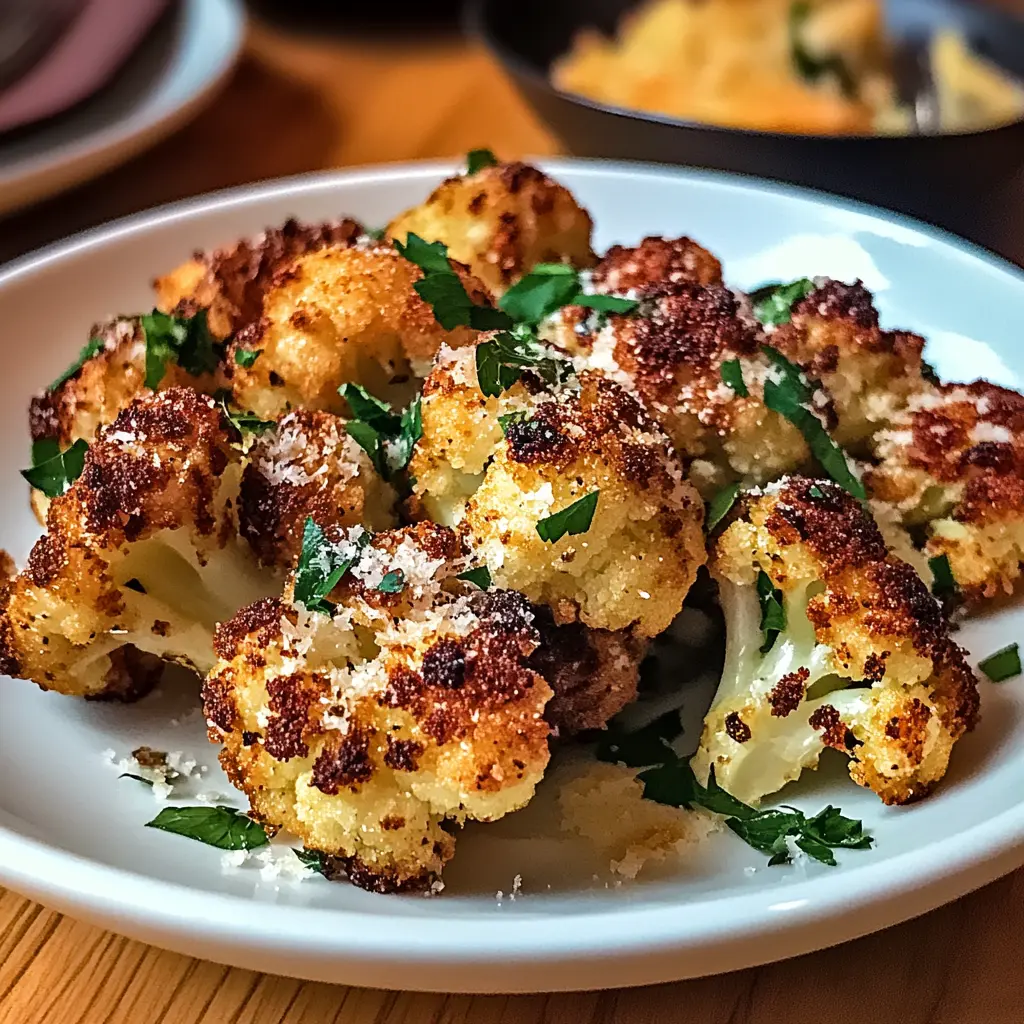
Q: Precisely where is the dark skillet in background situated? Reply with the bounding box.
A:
[469,0,1024,264]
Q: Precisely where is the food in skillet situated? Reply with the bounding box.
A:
[4,151,1014,895]
[553,0,1024,136]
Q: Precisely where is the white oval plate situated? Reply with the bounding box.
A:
[0,160,1022,994]
[0,0,244,216]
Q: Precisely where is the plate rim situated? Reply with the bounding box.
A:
[2,158,1024,991]
[0,0,246,216]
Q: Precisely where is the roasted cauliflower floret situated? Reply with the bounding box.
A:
[224,241,486,419]
[589,235,723,294]
[2,389,275,699]
[545,275,815,496]
[771,279,930,450]
[409,344,705,636]
[239,409,397,568]
[204,524,553,892]
[154,216,364,339]
[387,160,595,297]
[866,381,1024,606]
[692,477,979,806]
[28,315,225,528]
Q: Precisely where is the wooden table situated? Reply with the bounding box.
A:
[2,10,1023,1023]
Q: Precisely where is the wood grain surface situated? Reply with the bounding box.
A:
[2,8,1024,1023]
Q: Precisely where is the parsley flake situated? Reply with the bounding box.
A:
[928,553,956,597]
[293,518,369,614]
[536,490,599,543]
[234,348,262,368]
[498,263,639,325]
[475,324,570,398]
[498,411,530,436]
[340,384,421,480]
[807,484,826,499]
[145,805,269,851]
[749,278,815,327]
[706,482,741,533]
[141,309,220,390]
[761,345,866,500]
[50,335,105,391]
[21,438,88,498]
[637,760,871,867]
[720,359,749,397]
[466,148,499,174]
[395,233,513,331]
[377,569,405,594]
[293,848,331,876]
[978,643,1021,682]
[456,566,492,589]
[756,570,786,654]
[216,393,274,438]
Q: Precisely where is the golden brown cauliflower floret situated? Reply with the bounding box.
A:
[771,279,930,450]
[224,241,486,419]
[590,235,723,294]
[866,381,1024,606]
[239,409,398,568]
[692,477,979,807]
[2,389,276,699]
[409,344,705,637]
[545,275,814,496]
[153,217,364,339]
[387,161,595,297]
[203,524,553,892]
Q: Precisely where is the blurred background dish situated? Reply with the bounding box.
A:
[0,0,244,216]
[471,0,1024,227]
[552,0,1024,137]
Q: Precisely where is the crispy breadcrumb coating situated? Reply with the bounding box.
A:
[867,381,1024,606]
[545,267,815,495]
[239,409,397,568]
[591,235,723,294]
[154,217,364,339]
[2,389,274,698]
[224,241,486,419]
[693,477,979,806]
[387,161,595,297]
[771,279,930,450]
[204,523,552,892]
[409,344,706,636]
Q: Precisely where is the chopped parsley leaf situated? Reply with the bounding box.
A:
[377,569,405,594]
[365,227,387,241]
[293,518,369,614]
[216,394,274,438]
[142,309,220,390]
[234,348,262,368]
[749,278,815,327]
[50,335,105,391]
[456,566,492,590]
[21,438,88,498]
[30,438,60,467]
[720,358,749,397]
[761,345,866,500]
[475,324,570,398]
[978,643,1021,682]
[928,553,956,597]
[536,490,599,543]
[466,148,499,174]
[706,482,741,533]
[638,760,871,866]
[756,570,786,654]
[293,848,330,876]
[145,805,269,851]
[394,233,513,331]
[498,262,639,325]
[340,384,421,480]
[498,411,530,436]
[807,484,826,499]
